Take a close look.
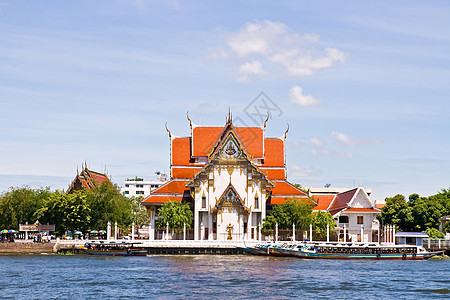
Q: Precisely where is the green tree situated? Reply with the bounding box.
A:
[262,198,313,230]
[425,227,445,239]
[378,194,414,231]
[411,197,443,231]
[429,188,450,217]
[443,221,450,233]
[156,200,193,228]
[310,211,336,239]
[0,186,51,229]
[129,196,150,233]
[85,181,132,230]
[35,190,91,235]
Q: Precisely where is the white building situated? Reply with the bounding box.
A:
[142,115,308,240]
[311,187,381,243]
[121,178,165,198]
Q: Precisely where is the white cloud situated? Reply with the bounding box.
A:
[210,20,346,81]
[309,137,323,147]
[330,131,354,146]
[330,131,380,147]
[308,136,353,159]
[290,165,322,177]
[289,85,320,106]
[238,61,265,82]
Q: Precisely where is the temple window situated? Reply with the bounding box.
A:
[339,216,349,223]
[125,191,129,195]
[357,216,363,224]
[202,196,206,208]
[254,195,259,209]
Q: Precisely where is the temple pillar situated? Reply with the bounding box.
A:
[247,213,252,241]
[194,210,199,241]
[208,212,213,241]
[240,214,244,241]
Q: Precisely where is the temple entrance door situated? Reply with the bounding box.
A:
[218,207,241,241]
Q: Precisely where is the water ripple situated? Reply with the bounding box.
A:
[0,255,449,299]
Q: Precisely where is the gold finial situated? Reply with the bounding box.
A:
[283,123,289,140]
[165,122,172,139]
[227,107,232,123]
[262,112,269,128]
[186,111,193,129]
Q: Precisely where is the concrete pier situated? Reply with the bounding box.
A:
[55,239,257,254]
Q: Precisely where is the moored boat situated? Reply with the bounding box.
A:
[81,241,147,256]
[242,242,443,260]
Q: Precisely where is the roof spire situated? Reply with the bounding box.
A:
[283,123,289,140]
[186,111,193,130]
[227,107,232,123]
[262,112,269,128]
[165,122,172,139]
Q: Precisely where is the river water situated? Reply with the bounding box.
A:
[1,254,449,299]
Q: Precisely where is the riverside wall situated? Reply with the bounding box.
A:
[0,241,56,254]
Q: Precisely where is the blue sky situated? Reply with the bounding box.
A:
[1,0,449,201]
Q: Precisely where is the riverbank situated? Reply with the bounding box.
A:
[0,241,55,254]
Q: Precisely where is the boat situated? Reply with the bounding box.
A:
[80,241,147,256]
[242,242,443,260]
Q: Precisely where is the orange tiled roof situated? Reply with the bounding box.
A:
[343,207,380,212]
[262,138,284,167]
[271,180,307,197]
[260,168,285,180]
[375,203,386,209]
[192,127,223,157]
[192,126,263,157]
[235,127,264,158]
[311,194,336,211]
[269,180,309,204]
[142,195,182,204]
[152,180,188,194]
[88,171,109,185]
[172,137,195,166]
[142,180,193,205]
[172,167,202,179]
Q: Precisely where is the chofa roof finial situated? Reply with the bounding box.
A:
[262,112,269,128]
[227,106,232,123]
[283,123,289,140]
[165,122,172,139]
[186,111,193,130]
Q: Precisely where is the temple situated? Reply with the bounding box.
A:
[67,164,111,194]
[142,113,309,240]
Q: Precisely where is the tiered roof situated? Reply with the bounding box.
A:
[142,114,307,205]
[67,165,110,194]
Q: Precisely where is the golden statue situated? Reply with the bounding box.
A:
[226,223,234,240]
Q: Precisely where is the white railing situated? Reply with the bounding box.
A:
[424,238,450,249]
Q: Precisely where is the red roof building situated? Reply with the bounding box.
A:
[67,164,111,194]
[310,187,381,243]
[142,113,309,241]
